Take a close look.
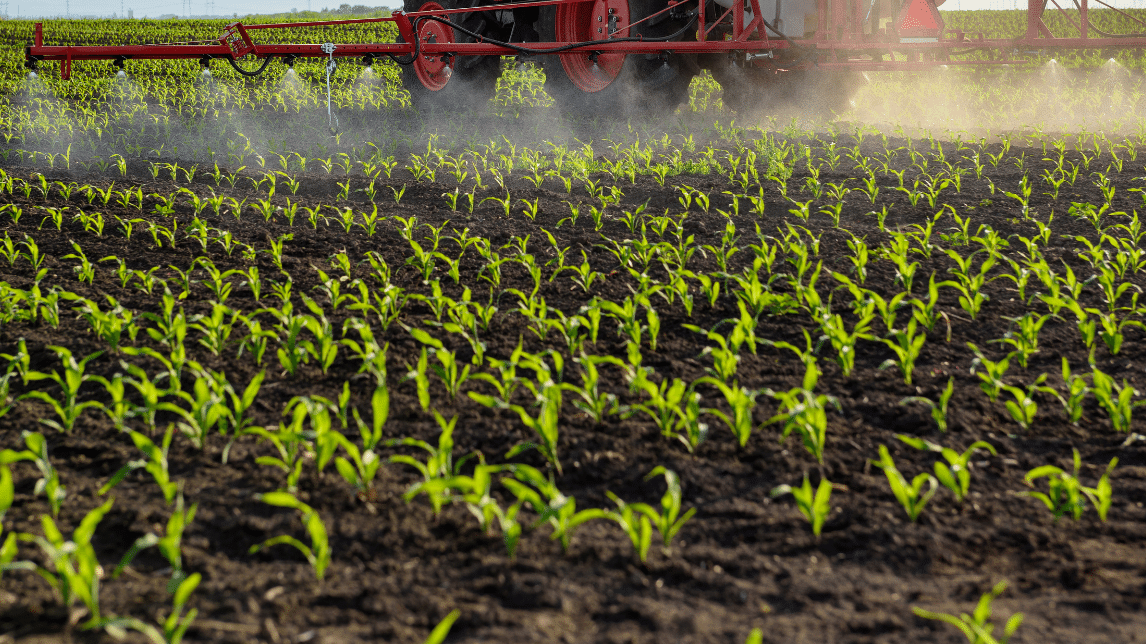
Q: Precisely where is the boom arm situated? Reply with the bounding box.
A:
[24,0,1146,80]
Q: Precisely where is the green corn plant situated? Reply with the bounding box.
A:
[942,249,996,320]
[73,295,138,354]
[388,410,472,514]
[188,302,237,357]
[968,343,1013,402]
[62,241,96,285]
[283,394,342,474]
[21,235,46,272]
[636,466,697,553]
[242,414,310,494]
[409,327,471,398]
[770,473,832,538]
[113,491,196,591]
[502,464,607,553]
[896,435,996,502]
[102,572,201,644]
[1023,449,1118,521]
[1091,307,1144,356]
[332,385,389,501]
[1,438,38,520]
[1090,367,1144,433]
[817,309,875,377]
[13,431,66,517]
[603,491,654,562]
[20,346,103,433]
[340,320,390,386]
[300,311,339,375]
[766,361,838,463]
[2,337,31,386]
[159,369,229,449]
[567,354,622,424]
[912,580,1024,644]
[879,232,920,293]
[871,444,938,521]
[554,251,605,292]
[695,376,759,448]
[99,424,179,504]
[672,388,709,453]
[1000,374,1054,431]
[249,491,331,580]
[273,308,314,377]
[879,318,927,385]
[217,370,266,459]
[119,362,169,430]
[909,273,948,337]
[991,312,1051,368]
[404,346,432,411]
[24,498,115,629]
[900,376,956,432]
[1042,295,1098,363]
[481,356,567,474]
[440,461,517,552]
[628,372,689,439]
[1059,358,1090,425]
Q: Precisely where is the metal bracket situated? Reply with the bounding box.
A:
[321,43,338,131]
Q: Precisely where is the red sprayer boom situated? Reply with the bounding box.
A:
[22,0,1146,115]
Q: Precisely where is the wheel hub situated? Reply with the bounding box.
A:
[413,2,454,91]
[556,0,629,93]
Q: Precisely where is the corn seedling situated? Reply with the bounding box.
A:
[1000,374,1054,431]
[879,318,927,385]
[23,498,115,628]
[1023,449,1118,521]
[770,473,832,538]
[968,343,1013,403]
[912,580,1024,644]
[502,464,608,553]
[766,362,838,463]
[1091,367,1144,432]
[871,444,938,521]
[21,346,103,433]
[603,491,654,562]
[900,376,956,432]
[249,492,331,580]
[388,411,472,514]
[896,435,996,502]
[99,425,179,504]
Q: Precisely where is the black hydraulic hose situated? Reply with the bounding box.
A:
[391,10,698,64]
[227,54,273,76]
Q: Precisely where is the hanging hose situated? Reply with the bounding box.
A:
[226,53,273,76]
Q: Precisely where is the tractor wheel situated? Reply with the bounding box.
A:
[399,0,503,112]
[537,0,698,120]
[710,64,866,122]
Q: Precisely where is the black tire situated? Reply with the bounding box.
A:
[537,0,698,120]
[711,64,866,121]
[399,0,503,113]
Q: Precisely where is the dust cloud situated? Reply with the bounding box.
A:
[838,61,1146,139]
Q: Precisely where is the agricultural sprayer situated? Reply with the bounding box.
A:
[23,0,1146,117]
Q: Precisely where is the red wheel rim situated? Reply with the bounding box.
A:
[413,1,454,92]
[555,0,629,93]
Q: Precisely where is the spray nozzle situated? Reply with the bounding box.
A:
[284,54,298,68]
[362,53,375,67]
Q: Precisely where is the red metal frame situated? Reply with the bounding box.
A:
[24,0,1146,81]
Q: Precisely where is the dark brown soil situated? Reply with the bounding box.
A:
[2,129,1145,644]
